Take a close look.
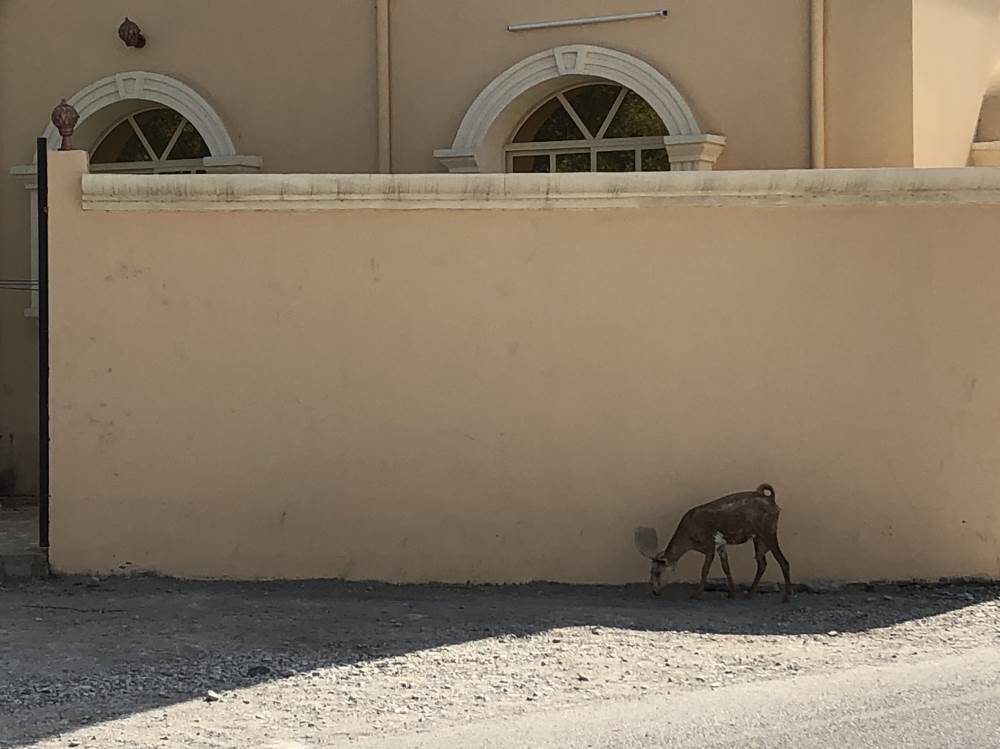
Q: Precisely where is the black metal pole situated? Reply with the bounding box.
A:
[37,137,49,549]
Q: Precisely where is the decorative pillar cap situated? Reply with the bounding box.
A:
[51,99,80,151]
[432,148,481,174]
[664,134,727,172]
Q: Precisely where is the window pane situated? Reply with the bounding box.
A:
[90,120,152,164]
[513,98,584,142]
[134,108,184,159]
[604,91,668,138]
[640,149,671,172]
[564,84,621,138]
[555,152,590,172]
[511,154,550,173]
[596,150,636,172]
[167,120,211,160]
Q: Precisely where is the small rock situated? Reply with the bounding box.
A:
[591,627,602,635]
[576,673,590,682]
[882,594,894,601]
[68,743,80,748]
[827,630,839,637]
[246,665,270,678]
[204,691,221,703]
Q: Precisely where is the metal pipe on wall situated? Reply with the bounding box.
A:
[811,0,826,169]
[376,0,392,173]
[508,10,668,32]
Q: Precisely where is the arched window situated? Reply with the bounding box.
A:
[11,71,261,318]
[506,84,672,173]
[90,107,211,174]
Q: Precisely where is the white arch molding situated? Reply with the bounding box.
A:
[12,71,259,318]
[37,71,236,158]
[434,45,726,173]
[985,58,1000,97]
[971,59,1000,166]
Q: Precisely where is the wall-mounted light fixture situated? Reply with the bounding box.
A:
[118,17,146,48]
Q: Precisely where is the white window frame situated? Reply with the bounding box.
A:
[435,45,726,173]
[88,107,214,174]
[10,71,262,318]
[504,85,672,173]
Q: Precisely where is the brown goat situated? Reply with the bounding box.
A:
[634,483,792,602]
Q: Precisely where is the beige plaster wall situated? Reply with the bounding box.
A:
[392,0,811,173]
[48,153,1000,584]
[825,0,915,167]
[912,0,1000,167]
[0,0,378,493]
[0,1,812,495]
[0,0,379,173]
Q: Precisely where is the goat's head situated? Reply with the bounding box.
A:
[634,526,675,596]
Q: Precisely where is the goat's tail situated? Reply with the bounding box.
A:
[756,483,776,501]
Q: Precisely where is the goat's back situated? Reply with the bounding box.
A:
[678,489,781,545]
[696,490,778,515]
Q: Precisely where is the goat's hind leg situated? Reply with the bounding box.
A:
[746,537,768,599]
[761,533,792,603]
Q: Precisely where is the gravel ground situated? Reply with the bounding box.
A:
[2,576,999,748]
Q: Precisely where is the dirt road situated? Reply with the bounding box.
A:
[2,577,998,748]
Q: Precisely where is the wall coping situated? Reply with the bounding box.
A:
[81,167,1000,211]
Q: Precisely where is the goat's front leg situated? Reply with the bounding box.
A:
[691,549,715,599]
[717,547,737,599]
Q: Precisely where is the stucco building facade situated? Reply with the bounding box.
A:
[4,1,1000,584]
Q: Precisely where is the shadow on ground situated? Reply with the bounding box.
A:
[2,574,997,746]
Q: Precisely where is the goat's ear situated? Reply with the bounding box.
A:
[634,526,660,559]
